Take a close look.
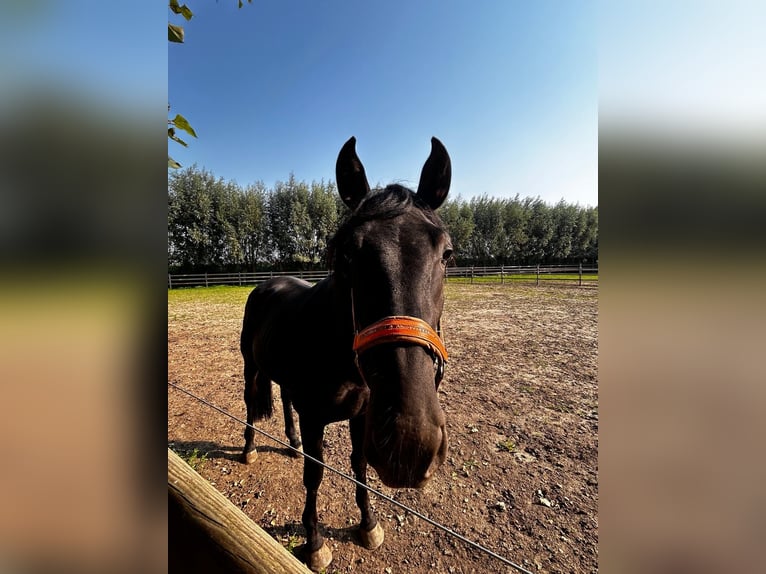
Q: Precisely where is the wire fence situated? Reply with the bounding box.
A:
[168,264,598,289]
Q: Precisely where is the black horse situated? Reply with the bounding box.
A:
[240,136,452,570]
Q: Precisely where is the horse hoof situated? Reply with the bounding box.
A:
[359,522,384,550]
[305,542,332,572]
[241,449,257,464]
[288,444,302,458]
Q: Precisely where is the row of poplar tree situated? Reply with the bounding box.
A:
[168,165,598,272]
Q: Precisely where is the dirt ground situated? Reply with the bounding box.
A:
[168,282,598,573]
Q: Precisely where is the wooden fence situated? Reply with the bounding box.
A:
[168,270,329,289]
[168,264,598,288]
[445,264,598,286]
[169,448,311,573]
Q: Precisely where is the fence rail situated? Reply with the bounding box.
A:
[168,264,597,289]
[168,448,311,574]
[168,269,330,288]
[445,264,598,286]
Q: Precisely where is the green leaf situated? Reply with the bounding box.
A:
[169,1,194,21]
[168,128,189,148]
[168,23,184,43]
[171,114,197,138]
[168,156,182,169]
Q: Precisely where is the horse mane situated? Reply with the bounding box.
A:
[328,184,445,271]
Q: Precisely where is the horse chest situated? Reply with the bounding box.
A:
[292,378,369,424]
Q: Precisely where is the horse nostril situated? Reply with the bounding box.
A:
[423,458,439,481]
[422,426,447,481]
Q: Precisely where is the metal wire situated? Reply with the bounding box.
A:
[168,380,534,574]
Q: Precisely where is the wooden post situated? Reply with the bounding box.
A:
[470,266,474,284]
[168,449,311,574]
[168,274,172,289]
[204,273,209,287]
[536,264,540,286]
[500,265,504,285]
[579,263,583,286]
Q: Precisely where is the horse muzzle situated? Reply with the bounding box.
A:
[354,315,449,487]
[366,422,448,489]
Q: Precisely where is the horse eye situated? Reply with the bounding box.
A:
[335,252,352,276]
[441,248,453,263]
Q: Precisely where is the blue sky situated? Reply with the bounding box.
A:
[2,2,762,210]
[169,1,598,206]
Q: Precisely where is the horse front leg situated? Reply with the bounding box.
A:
[280,386,302,457]
[299,419,332,571]
[350,414,384,550]
[241,365,258,464]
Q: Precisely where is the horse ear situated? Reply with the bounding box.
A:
[336,137,370,210]
[416,137,451,210]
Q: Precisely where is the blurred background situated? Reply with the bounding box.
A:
[0,1,166,573]
[0,1,763,573]
[600,2,765,572]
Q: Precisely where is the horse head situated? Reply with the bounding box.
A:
[333,137,452,488]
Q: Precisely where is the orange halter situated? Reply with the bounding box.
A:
[352,311,448,387]
[353,315,448,363]
[349,287,448,386]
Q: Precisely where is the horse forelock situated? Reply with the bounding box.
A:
[328,184,446,271]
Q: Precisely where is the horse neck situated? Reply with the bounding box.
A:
[315,273,354,338]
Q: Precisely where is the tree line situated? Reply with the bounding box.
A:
[168,165,598,272]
